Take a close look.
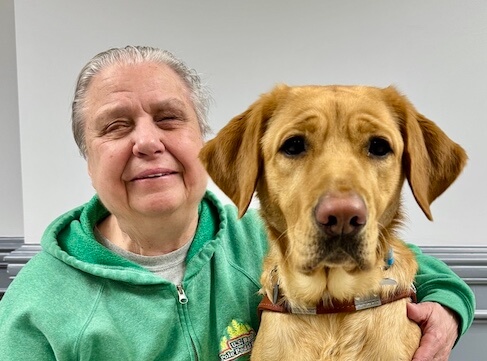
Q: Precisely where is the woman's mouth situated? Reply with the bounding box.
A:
[142,173,165,179]
[132,169,176,181]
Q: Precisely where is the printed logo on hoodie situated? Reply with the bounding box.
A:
[219,319,256,360]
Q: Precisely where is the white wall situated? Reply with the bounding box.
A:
[12,0,487,245]
[0,0,23,237]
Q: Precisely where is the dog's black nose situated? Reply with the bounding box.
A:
[315,192,367,236]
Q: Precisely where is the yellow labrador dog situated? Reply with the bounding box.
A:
[199,85,466,361]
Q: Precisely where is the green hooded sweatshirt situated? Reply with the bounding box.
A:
[0,191,475,360]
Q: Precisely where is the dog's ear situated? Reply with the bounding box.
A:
[383,86,467,220]
[200,84,290,217]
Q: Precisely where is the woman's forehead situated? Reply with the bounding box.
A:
[85,63,194,118]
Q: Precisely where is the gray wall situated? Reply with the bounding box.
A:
[0,0,23,237]
[4,0,487,246]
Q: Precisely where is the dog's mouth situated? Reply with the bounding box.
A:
[300,235,371,273]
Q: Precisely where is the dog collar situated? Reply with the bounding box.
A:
[258,285,417,317]
[258,259,416,317]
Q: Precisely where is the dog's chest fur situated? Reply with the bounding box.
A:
[254,299,420,361]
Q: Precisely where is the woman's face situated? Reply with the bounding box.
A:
[84,62,208,221]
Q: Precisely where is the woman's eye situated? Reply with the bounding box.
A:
[156,109,184,123]
[156,116,176,123]
[280,136,307,156]
[368,137,392,157]
[105,121,130,134]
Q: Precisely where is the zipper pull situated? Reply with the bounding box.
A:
[176,284,188,304]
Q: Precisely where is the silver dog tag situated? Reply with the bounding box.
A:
[354,295,382,310]
[380,277,397,286]
[272,283,279,304]
[289,307,317,315]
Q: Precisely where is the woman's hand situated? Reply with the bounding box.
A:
[407,302,459,361]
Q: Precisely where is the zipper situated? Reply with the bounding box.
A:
[177,284,188,304]
[176,284,197,360]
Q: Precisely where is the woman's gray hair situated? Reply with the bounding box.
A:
[72,45,212,158]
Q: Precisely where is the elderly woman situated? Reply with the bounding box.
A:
[0,46,475,361]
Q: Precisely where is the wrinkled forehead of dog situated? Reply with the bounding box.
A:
[265,85,402,131]
[258,85,410,159]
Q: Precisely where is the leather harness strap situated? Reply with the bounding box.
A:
[258,287,417,317]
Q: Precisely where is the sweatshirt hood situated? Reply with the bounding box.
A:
[40,191,223,285]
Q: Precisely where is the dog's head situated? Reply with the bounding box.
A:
[200,85,466,274]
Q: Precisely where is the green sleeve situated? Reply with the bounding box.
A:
[0,298,56,360]
[408,243,476,337]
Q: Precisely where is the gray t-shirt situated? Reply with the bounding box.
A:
[94,227,190,285]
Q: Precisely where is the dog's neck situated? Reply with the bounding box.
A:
[259,258,416,315]
[260,238,417,311]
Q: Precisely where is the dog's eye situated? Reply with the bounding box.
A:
[280,136,307,156]
[368,137,392,157]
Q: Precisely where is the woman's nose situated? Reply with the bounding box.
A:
[132,120,165,157]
